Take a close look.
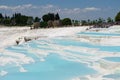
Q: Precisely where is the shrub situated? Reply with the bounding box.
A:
[62,18,72,26]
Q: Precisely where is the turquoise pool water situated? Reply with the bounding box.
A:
[104,74,120,79]
[103,57,120,62]
[52,38,120,52]
[1,54,96,80]
[78,32,120,36]
[0,31,120,80]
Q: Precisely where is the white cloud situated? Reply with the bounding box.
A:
[0,4,100,13]
[0,5,9,9]
[0,4,33,10]
[0,4,101,19]
[84,7,100,11]
[42,4,54,9]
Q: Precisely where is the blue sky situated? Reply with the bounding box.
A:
[0,0,120,20]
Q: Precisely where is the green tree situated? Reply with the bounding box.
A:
[81,20,87,26]
[42,13,58,22]
[40,21,48,28]
[55,13,60,20]
[34,17,40,22]
[3,15,10,25]
[107,17,113,23]
[11,13,30,26]
[62,18,72,26]
[74,20,79,26]
[42,14,51,22]
[3,18,11,25]
[98,17,105,24]
[27,17,33,25]
[0,13,3,19]
[87,19,91,25]
[115,11,120,21]
[0,13,4,24]
[48,13,55,21]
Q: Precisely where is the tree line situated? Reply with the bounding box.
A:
[0,11,120,27]
[0,12,72,27]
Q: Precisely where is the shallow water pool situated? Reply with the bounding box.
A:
[78,32,120,36]
[0,31,120,80]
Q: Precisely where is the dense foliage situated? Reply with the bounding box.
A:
[62,18,72,26]
[0,13,34,26]
[115,12,120,22]
[42,13,60,22]
[34,17,41,22]
[40,21,48,28]
[0,11,120,27]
